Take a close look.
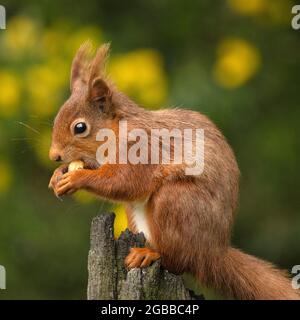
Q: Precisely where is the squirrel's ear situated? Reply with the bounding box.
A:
[89,77,112,113]
[88,43,112,113]
[89,43,110,81]
[70,41,93,92]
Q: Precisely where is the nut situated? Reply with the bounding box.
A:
[68,160,84,172]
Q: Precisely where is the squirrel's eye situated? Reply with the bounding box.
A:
[74,122,87,135]
[71,118,90,138]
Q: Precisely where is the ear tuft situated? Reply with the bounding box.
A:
[70,41,112,109]
[89,43,111,84]
[70,40,94,92]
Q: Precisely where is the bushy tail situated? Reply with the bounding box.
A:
[198,247,300,300]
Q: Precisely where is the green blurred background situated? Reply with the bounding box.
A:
[0,0,299,299]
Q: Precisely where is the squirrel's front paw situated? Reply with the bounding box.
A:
[55,170,86,197]
[48,165,68,192]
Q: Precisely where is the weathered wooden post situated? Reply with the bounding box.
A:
[87,212,203,300]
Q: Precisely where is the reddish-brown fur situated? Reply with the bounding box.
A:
[49,43,299,300]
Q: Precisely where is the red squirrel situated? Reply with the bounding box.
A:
[48,42,299,300]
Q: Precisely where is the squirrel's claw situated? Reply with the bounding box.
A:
[49,164,67,191]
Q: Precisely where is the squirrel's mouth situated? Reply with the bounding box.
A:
[80,157,101,170]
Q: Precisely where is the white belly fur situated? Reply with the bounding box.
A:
[131,200,151,241]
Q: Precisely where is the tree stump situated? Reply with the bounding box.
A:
[87,212,203,300]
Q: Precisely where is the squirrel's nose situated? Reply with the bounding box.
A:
[49,148,62,162]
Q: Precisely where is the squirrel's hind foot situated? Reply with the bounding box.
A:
[125,247,160,269]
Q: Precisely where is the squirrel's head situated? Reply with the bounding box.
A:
[49,42,116,168]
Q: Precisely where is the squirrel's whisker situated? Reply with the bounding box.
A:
[17,121,41,135]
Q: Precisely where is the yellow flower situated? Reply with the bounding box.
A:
[227,0,266,16]
[0,71,21,117]
[0,160,13,193]
[213,38,261,89]
[2,16,40,57]
[26,60,68,117]
[113,204,128,238]
[42,24,102,59]
[109,50,168,108]
[228,0,293,25]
